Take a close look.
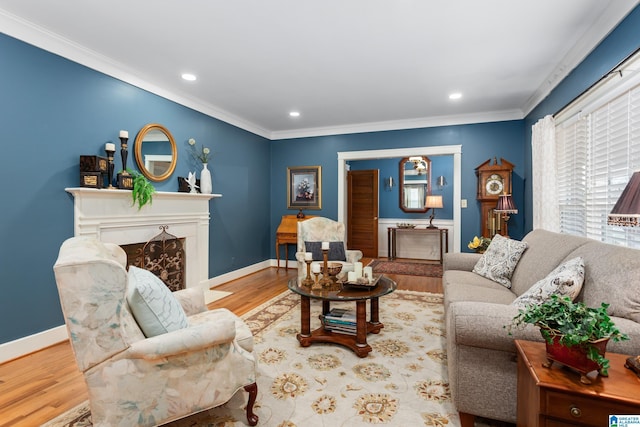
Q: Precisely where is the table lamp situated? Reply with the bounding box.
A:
[425,195,443,229]
[608,171,640,226]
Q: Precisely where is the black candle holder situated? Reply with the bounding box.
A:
[105,147,115,189]
[119,136,129,172]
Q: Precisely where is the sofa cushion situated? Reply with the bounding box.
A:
[304,241,347,261]
[127,266,189,337]
[443,270,517,312]
[472,234,528,289]
[512,257,584,308]
[570,242,640,323]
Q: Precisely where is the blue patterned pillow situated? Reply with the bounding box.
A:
[126,266,189,337]
[304,241,347,261]
[472,234,528,289]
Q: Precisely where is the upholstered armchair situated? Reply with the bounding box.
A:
[295,217,363,280]
[53,236,258,427]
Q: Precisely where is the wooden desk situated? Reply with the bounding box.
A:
[275,215,314,270]
[387,227,448,263]
[516,340,640,427]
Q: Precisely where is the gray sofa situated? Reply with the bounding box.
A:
[443,229,640,425]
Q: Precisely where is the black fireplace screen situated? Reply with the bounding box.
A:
[121,226,186,292]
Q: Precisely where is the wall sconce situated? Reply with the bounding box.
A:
[436,176,447,190]
[384,176,395,191]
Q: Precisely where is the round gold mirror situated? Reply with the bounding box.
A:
[399,156,432,213]
[134,123,177,182]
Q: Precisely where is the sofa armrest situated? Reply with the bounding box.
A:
[443,252,482,272]
[127,318,236,359]
[448,301,543,353]
[173,287,206,316]
[346,249,363,263]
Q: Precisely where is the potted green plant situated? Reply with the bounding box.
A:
[509,295,629,383]
[130,169,156,210]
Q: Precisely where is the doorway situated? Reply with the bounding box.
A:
[337,145,462,253]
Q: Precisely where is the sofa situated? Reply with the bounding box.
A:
[443,229,640,425]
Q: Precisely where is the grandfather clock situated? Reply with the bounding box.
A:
[475,158,515,237]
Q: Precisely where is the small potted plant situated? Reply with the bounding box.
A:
[509,295,629,383]
[467,236,491,253]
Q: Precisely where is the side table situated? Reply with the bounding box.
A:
[387,227,448,263]
[515,340,640,427]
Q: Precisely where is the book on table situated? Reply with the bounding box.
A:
[321,308,357,335]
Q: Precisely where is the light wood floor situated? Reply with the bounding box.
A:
[0,260,442,427]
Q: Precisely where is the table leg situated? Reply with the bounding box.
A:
[387,227,392,259]
[355,300,367,348]
[276,241,280,271]
[299,296,311,339]
[322,300,330,316]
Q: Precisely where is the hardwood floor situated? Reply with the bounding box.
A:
[0,260,442,427]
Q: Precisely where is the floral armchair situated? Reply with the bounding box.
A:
[53,236,258,427]
[295,217,363,280]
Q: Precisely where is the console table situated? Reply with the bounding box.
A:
[516,340,640,427]
[387,227,448,263]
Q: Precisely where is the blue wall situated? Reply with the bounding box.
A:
[269,121,527,262]
[522,7,640,228]
[0,33,270,344]
[349,156,454,220]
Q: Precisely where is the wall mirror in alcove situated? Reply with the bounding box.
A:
[399,156,431,213]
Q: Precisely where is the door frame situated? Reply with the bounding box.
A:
[337,145,462,253]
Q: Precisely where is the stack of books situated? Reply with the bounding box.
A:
[321,308,357,335]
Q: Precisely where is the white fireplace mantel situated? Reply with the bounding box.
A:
[65,187,221,295]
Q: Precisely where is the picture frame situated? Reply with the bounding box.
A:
[287,166,322,210]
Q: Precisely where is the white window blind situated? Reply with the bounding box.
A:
[556,84,640,247]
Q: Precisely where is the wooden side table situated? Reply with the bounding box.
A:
[387,227,448,263]
[275,214,314,270]
[515,340,640,427]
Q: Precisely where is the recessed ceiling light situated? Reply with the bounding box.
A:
[449,92,462,100]
[289,111,300,117]
[181,73,197,81]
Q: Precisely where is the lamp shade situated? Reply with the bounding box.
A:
[425,195,443,209]
[608,171,640,226]
[494,194,518,214]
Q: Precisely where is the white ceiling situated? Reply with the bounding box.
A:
[1,1,638,139]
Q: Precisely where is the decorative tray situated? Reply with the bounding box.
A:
[338,275,381,289]
[396,223,416,229]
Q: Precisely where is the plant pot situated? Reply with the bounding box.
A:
[543,334,610,384]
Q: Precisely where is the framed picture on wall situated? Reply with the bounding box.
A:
[287,166,322,210]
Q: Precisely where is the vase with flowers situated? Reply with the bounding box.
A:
[468,236,491,253]
[188,138,212,194]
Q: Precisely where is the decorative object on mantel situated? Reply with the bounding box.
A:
[186,172,199,194]
[131,169,156,209]
[178,176,200,193]
[79,155,108,188]
[116,130,133,190]
[188,138,212,194]
[608,170,640,226]
[104,142,116,189]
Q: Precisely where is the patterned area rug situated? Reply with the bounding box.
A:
[44,290,494,427]
[368,260,443,278]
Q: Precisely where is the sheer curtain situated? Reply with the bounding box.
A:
[531,115,560,231]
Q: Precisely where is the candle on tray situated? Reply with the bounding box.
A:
[347,271,357,282]
[321,241,330,250]
[363,266,373,280]
[312,263,321,273]
[304,252,313,261]
[105,142,116,152]
[119,130,128,138]
[354,262,363,278]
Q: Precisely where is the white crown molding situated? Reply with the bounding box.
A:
[269,109,523,140]
[0,8,272,139]
[522,0,640,116]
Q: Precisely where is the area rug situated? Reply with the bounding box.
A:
[368,260,443,278]
[44,290,462,426]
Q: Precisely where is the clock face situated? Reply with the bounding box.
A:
[485,174,504,195]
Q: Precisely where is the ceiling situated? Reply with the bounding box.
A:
[0,1,638,139]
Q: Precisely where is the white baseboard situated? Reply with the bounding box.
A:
[1,259,277,365]
[0,325,68,364]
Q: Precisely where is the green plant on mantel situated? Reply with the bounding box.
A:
[509,295,629,375]
[129,169,156,210]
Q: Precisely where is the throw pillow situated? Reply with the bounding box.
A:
[126,266,190,338]
[472,234,528,289]
[304,241,347,261]
[512,257,585,308]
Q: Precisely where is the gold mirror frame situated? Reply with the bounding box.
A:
[399,156,432,213]
[134,123,178,182]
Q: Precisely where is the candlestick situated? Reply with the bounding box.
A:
[119,135,129,172]
[104,144,115,189]
[312,271,321,289]
[302,260,314,286]
[320,248,332,286]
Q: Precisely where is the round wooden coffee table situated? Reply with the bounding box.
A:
[288,276,397,357]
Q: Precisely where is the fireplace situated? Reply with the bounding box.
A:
[66,187,220,298]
